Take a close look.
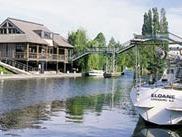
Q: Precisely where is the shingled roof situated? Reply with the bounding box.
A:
[53,33,73,48]
[0,18,73,48]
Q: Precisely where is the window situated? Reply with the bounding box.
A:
[44,32,51,39]
[3,29,7,34]
[8,23,13,27]
[0,21,22,34]
[2,23,7,27]
[33,30,42,37]
[16,45,25,52]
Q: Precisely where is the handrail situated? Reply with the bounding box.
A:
[15,52,65,61]
[1,58,38,71]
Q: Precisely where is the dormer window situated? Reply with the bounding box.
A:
[34,30,52,39]
[44,32,51,39]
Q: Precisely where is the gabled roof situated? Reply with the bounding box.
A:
[0,34,27,43]
[6,18,50,45]
[53,34,73,48]
[0,17,73,48]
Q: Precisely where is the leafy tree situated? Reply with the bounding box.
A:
[160,8,168,34]
[108,37,117,47]
[87,33,107,70]
[142,13,149,35]
[152,7,160,35]
[148,10,153,34]
[141,7,169,77]
[68,29,89,71]
[94,32,106,47]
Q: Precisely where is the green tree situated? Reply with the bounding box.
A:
[160,8,168,34]
[108,37,117,47]
[68,29,89,71]
[87,33,107,70]
[142,12,149,35]
[152,7,160,35]
[148,10,153,34]
[94,32,106,47]
[141,7,169,77]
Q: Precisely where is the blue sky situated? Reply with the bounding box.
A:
[0,0,181,42]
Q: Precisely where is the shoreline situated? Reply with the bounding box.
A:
[0,73,82,80]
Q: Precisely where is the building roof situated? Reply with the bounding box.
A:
[0,18,73,48]
[53,34,73,48]
[0,34,28,43]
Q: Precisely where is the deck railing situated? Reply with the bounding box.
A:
[15,52,66,61]
[1,58,38,71]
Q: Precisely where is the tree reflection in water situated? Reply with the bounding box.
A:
[0,87,129,130]
[0,72,138,136]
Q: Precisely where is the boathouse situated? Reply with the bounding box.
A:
[0,18,73,73]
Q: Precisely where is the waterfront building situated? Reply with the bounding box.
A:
[0,18,73,73]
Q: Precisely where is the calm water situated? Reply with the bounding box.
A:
[0,72,181,137]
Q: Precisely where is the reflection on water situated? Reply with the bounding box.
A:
[0,72,137,137]
[0,72,181,137]
[132,118,182,137]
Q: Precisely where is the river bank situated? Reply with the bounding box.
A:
[0,73,82,80]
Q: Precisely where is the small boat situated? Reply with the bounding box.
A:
[103,72,121,78]
[88,70,104,77]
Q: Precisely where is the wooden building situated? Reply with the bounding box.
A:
[0,18,73,73]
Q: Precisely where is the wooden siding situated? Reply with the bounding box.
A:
[0,43,15,58]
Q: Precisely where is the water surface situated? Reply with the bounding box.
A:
[0,72,181,137]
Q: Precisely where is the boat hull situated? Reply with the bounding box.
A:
[130,86,182,125]
[88,70,104,77]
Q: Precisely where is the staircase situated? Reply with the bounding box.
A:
[0,58,38,75]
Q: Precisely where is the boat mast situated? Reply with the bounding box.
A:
[135,44,141,87]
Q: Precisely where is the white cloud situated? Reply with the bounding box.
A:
[0,0,181,43]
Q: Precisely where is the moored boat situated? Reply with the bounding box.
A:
[88,70,104,77]
[130,47,182,126]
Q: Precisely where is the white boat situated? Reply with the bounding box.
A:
[130,46,182,126]
[130,65,182,125]
[88,70,104,77]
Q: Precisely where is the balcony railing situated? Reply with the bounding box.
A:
[15,52,66,62]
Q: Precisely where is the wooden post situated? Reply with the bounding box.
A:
[56,62,59,73]
[45,61,48,71]
[56,47,59,73]
[64,49,68,63]
[26,61,29,71]
[37,45,39,61]
[27,43,29,60]
[57,47,59,61]
[26,43,29,72]
[46,46,48,61]
[46,46,48,71]
[64,63,66,73]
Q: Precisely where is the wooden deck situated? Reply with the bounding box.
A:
[14,52,66,62]
[0,52,67,62]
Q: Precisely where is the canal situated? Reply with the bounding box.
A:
[0,71,181,137]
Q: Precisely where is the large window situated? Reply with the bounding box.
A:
[0,21,21,34]
[16,44,25,52]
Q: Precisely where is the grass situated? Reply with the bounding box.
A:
[0,66,13,74]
